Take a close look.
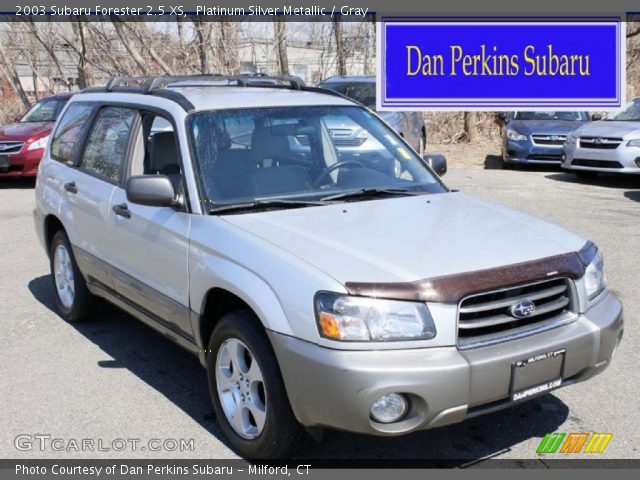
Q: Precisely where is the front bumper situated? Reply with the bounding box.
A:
[503,139,564,165]
[563,143,640,174]
[0,148,44,177]
[270,293,622,435]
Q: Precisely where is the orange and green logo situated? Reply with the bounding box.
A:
[537,432,612,454]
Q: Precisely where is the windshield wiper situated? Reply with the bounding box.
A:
[321,188,427,202]
[209,199,327,215]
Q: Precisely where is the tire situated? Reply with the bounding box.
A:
[49,230,94,322]
[207,311,306,459]
[576,171,599,179]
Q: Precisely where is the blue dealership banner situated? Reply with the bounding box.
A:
[377,19,625,110]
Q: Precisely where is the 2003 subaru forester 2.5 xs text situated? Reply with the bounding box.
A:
[34,75,623,459]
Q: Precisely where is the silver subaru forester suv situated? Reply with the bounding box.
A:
[34,75,623,459]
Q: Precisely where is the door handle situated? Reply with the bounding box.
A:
[64,181,78,194]
[112,203,131,219]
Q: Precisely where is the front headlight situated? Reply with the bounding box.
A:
[27,135,49,151]
[627,138,640,147]
[506,129,527,141]
[584,251,607,300]
[315,292,436,342]
[565,133,577,144]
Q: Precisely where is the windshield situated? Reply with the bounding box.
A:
[21,98,68,123]
[319,82,376,110]
[189,106,445,208]
[513,111,588,121]
[605,100,640,121]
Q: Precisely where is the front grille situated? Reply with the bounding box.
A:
[579,137,622,149]
[458,278,575,349]
[531,134,566,146]
[572,159,623,169]
[0,141,24,154]
[526,153,563,161]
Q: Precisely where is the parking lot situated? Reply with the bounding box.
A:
[0,168,638,462]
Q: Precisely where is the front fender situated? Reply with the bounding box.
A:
[188,216,346,347]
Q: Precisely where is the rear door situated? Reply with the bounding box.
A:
[44,102,117,289]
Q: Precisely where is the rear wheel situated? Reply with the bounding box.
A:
[207,311,306,458]
[49,230,94,322]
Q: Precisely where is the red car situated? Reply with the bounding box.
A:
[0,92,74,178]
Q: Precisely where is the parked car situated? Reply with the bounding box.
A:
[35,75,622,459]
[499,111,589,168]
[318,75,427,154]
[562,98,640,177]
[0,92,74,178]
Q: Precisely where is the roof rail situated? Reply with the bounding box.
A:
[77,74,356,112]
[84,73,306,95]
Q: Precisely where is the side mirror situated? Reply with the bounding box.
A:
[424,153,447,177]
[14,114,22,122]
[591,113,603,121]
[126,175,177,207]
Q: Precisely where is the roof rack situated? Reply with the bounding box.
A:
[83,73,306,94]
[79,73,358,112]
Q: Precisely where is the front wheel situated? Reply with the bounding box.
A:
[207,311,306,458]
[49,230,94,322]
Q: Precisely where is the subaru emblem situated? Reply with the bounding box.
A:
[510,300,536,319]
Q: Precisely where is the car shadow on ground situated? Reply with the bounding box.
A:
[545,172,640,190]
[624,191,640,202]
[0,178,36,189]
[28,274,569,463]
[484,155,565,174]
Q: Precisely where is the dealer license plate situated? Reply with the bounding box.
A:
[510,349,565,402]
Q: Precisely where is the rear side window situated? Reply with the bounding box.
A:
[81,107,138,183]
[50,104,94,165]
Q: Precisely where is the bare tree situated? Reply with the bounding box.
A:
[273,18,289,75]
[72,18,89,88]
[464,112,479,143]
[0,39,31,110]
[110,18,147,74]
[26,21,73,90]
[333,17,347,76]
[191,18,213,74]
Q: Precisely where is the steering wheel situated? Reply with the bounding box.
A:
[313,160,366,188]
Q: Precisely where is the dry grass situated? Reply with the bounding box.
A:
[428,139,502,170]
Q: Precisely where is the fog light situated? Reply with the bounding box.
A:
[370,393,408,423]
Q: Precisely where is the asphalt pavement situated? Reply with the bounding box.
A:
[0,168,638,462]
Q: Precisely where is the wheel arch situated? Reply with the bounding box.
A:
[44,214,65,255]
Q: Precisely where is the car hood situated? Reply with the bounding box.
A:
[508,120,586,135]
[0,122,52,140]
[574,120,640,138]
[222,192,586,285]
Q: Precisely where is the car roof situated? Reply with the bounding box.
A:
[319,76,375,84]
[164,85,356,111]
[42,91,75,101]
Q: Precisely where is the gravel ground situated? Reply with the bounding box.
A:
[0,168,638,463]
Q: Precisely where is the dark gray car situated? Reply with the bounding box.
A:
[500,111,589,167]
